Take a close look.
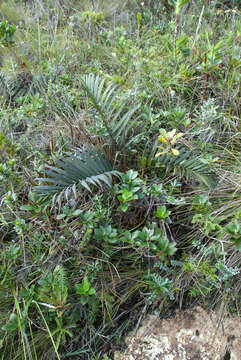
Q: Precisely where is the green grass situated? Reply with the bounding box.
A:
[0,0,240,359]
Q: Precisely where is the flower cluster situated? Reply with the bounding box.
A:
[155,129,183,157]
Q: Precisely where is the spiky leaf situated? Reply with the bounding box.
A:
[157,150,217,188]
[80,74,139,149]
[34,148,120,200]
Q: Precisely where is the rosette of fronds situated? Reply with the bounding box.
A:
[80,74,140,150]
[34,147,120,202]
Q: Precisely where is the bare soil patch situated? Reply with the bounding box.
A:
[114,306,241,360]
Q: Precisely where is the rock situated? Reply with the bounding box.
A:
[114,306,241,360]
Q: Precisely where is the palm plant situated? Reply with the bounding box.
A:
[34,74,139,200]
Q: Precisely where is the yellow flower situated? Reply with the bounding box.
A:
[158,135,168,144]
[155,151,164,157]
[158,128,183,145]
[156,128,183,157]
[171,148,179,156]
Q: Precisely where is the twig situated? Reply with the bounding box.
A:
[173,14,179,67]
[133,303,148,336]
[191,5,204,54]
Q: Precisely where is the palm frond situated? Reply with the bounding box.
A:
[33,148,120,200]
[80,74,139,149]
[158,151,217,188]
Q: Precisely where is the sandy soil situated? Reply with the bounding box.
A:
[114,306,241,360]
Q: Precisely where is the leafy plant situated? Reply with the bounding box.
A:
[0,71,55,105]
[94,225,118,244]
[81,11,105,25]
[120,226,177,259]
[216,261,240,281]
[192,194,211,213]
[0,1,240,358]
[2,313,20,333]
[156,205,171,220]
[0,131,18,159]
[51,317,74,351]
[225,220,241,250]
[0,19,16,47]
[145,272,173,302]
[34,72,142,201]
[75,276,97,306]
[38,265,69,317]
[114,170,143,212]
[0,244,21,286]
[173,0,190,16]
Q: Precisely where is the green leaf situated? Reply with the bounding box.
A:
[56,214,67,220]
[72,209,82,216]
[75,283,84,295]
[82,277,90,293]
[156,205,170,220]
[234,239,241,251]
[88,288,96,295]
[225,221,240,236]
[80,296,88,306]
[175,0,189,16]
[2,314,19,332]
[20,204,36,211]
[118,203,129,212]
[118,189,136,202]
[157,151,217,188]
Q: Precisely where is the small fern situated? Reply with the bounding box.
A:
[38,265,68,316]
